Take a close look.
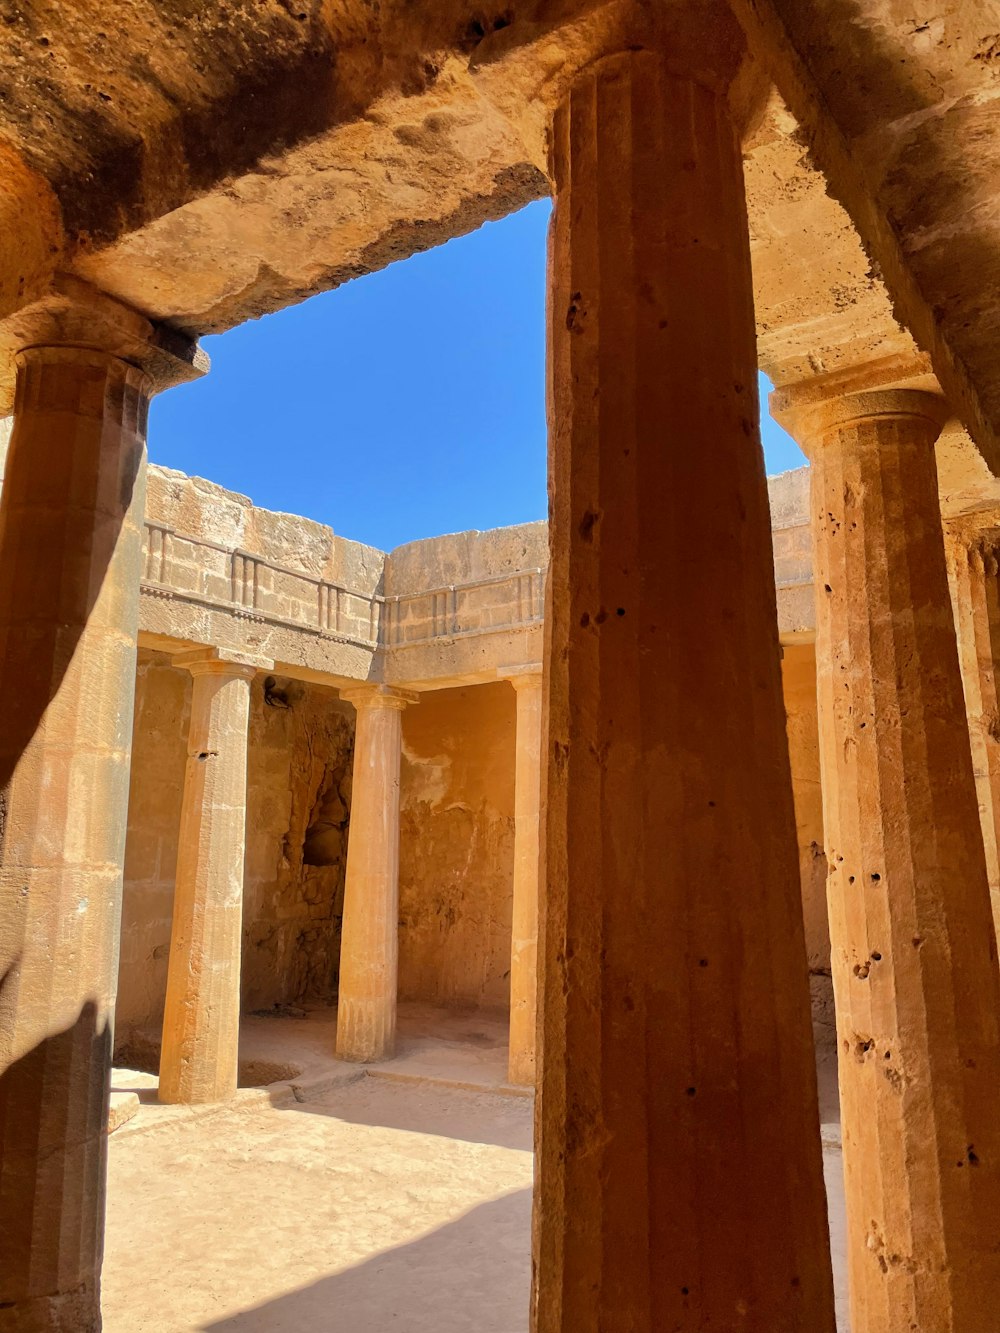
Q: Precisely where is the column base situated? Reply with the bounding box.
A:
[0,1286,100,1333]
[507,1049,535,1088]
[335,1000,395,1063]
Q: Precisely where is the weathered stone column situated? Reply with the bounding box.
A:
[537,44,835,1332]
[336,685,415,1062]
[799,388,1000,1333]
[158,648,270,1105]
[505,668,543,1087]
[945,524,1000,941]
[0,283,201,1331]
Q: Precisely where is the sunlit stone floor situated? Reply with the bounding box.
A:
[103,1008,847,1331]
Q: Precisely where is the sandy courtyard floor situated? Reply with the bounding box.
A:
[104,1075,534,1333]
[103,1009,848,1331]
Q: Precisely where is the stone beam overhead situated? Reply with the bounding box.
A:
[2,2,1000,484]
[729,0,1000,474]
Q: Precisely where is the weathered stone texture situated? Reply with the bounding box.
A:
[159,649,263,1105]
[0,348,149,1331]
[116,657,356,1056]
[782,642,833,1044]
[398,683,516,1011]
[945,520,1000,941]
[809,390,1000,1332]
[537,47,834,1331]
[336,686,413,1062]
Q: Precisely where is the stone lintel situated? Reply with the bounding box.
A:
[173,646,273,678]
[498,662,543,690]
[0,274,207,413]
[341,683,418,711]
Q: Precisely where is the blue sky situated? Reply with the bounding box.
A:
[150,199,805,553]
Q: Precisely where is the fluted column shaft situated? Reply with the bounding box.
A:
[0,348,149,1331]
[336,686,414,1062]
[158,649,267,1105]
[808,389,1000,1333]
[537,48,835,1332]
[507,671,543,1087]
[945,530,1000,941]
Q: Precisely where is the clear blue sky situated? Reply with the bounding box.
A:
[150,199,805,553]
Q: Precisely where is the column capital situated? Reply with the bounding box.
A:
[498,663,543,692]
[341,683,418,711]
[772,381,950,453]
[173,647,273,680]
[0,274,207,414]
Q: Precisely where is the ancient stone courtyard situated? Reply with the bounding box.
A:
[100,1005,847,1333]
[5,2,1000,1331]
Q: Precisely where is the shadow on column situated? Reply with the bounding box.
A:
[0,996,112,1324]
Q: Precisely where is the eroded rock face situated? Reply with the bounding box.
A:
[242,675,356,1012]
[398,682,516,1011]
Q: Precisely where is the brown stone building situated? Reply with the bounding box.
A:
[3,3,1000,1330]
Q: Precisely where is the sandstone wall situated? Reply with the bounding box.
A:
[398,682,517,1011]
[117,652,191,1037]
[116,651,355,1051]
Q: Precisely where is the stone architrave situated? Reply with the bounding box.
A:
[336,684,417,1062]
[0,281,203,1331]
[501,666,543,1087]
[799,388,1000,1332]
[535,40,836,1333]
[158,647,272,1105]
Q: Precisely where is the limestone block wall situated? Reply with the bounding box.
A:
[116,652,356,1052]
[398,682,517,1011]
[140,465,384,684]
[385,522,548,688]
[768,467,816,639]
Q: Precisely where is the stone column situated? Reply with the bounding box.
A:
[505,669,543,1087]
[800,389,1000,1333]
[0,283,201,1330]
[336,685,415,1063]
[537,45,835,1332]
[945,525,1000,942]
[158,648,270,1105]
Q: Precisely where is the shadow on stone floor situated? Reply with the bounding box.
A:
[199,1188,532,1333]
[280,1076,534,1152]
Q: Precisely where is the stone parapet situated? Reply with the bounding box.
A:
[127,465,820,690]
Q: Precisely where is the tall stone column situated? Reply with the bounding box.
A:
[505,669,543,1087]
[537,45,835,1332]
[944,525,1000,941]
[799,389,1000,1332]
[0,283,201,1330]
[158,648,270,1105]
[336,685,415,1063]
